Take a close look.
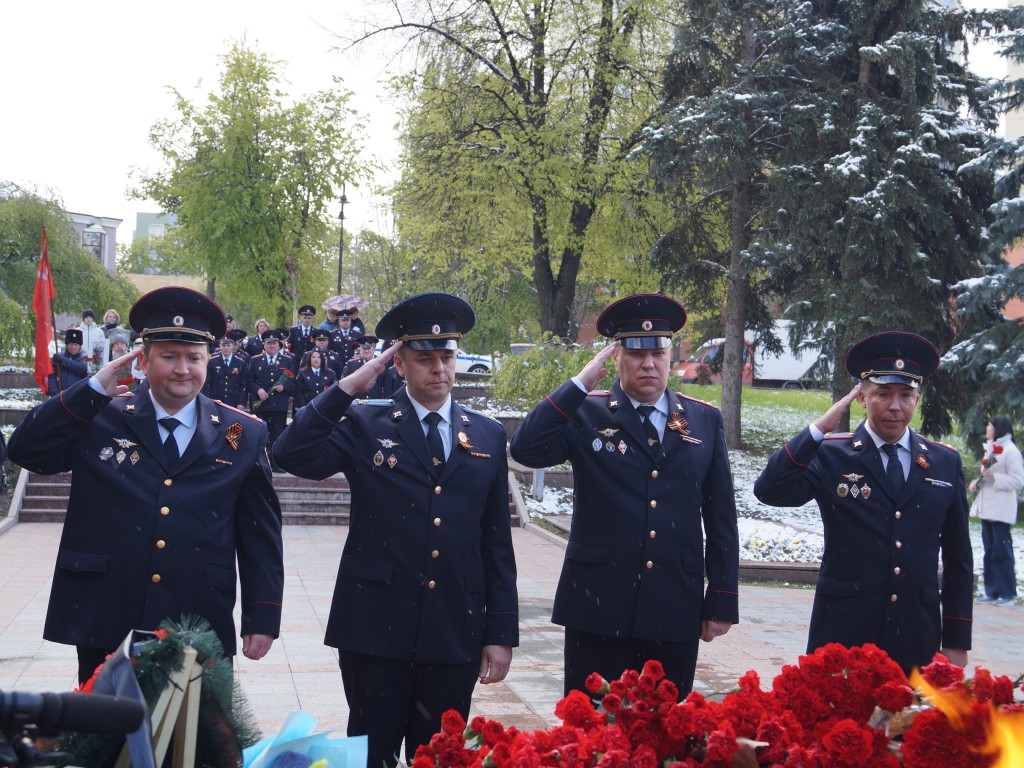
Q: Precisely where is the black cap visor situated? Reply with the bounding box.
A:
[618,335,673,350]
[405,338,460,351]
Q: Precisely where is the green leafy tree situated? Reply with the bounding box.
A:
[355,0,677,339]
[0,184,138,362]
[134,41,368,323]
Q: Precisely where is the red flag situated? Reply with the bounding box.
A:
[33,228,57,394]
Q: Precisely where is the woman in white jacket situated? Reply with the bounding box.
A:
[969,416,1024,604]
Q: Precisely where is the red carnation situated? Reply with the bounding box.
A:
[900,709,978,768]
[875,681,915,713]
[442,710,467,735]
[555,689,607,729]
[586,672,609,695]
[921,654,966,689]
[819,719,877,768]
[994,445,1004,454]
[602,693,623,713]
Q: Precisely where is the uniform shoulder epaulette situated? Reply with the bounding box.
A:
[353,398,394,407]
[920,436,959,453]
[587,389,611,397]
[677,393,719,410]
[460,405,502,424]
[823,431,853,440]
[215,400,262,422]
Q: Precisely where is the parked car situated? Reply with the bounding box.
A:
[456,349,493,374]
[374,340,493,374]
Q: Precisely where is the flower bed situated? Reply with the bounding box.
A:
[414,646,1023,768]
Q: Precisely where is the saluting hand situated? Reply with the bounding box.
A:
[93,347,144,397]
[813,384,861,435]
[339,340,403,396]
[577,341,618,391]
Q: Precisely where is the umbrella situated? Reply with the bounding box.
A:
[322,294,370,312]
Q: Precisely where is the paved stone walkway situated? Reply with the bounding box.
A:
[2,521,1023,740]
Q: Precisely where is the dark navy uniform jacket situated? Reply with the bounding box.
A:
[509,380,740,642]
[246,352,295,412]
[273,385,519,663]
[288,324,317,359]
[753,423,973,672]
[7,379,284,655]
[203,352,249,407]
[295,367,336,408]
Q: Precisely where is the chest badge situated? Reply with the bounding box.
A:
[374,450,384,467]
[226,423,243,450]
[837,483,849,498]
[618,440,628,454]
[597,428,619,438]
[860,484,872,499]
[667,414,690,435]
[842,473,864,483]
[592,438,603,452]
[377,438,400,448]
[915,455,930,470]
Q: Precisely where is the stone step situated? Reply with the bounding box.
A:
[21,496,70,510]
[24,481,73,497]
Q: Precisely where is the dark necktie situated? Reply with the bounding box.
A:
[159,417,181,466]
[883,443,904,497]
[424,412,446,474]
[636,405,660,449]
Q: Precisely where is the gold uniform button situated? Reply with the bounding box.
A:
[890,594,898,602]
[152,574,161,583]
[893,567,900,575]
[427,580,437,589]
[649,530,656,539]
[645,561,653,569]
[431,550,440,559]
[895,511,902,519]
[434,486,442,495]
[895,540,902,549]
[433,518,442,527]
[160,507,170,516]
[651,470,658,479]
[649,500,657,509]
[164,478,173,486]
[156,540,166,549]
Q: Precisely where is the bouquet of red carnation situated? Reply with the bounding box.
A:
[252,368,295,409]
[414,646,1024,768]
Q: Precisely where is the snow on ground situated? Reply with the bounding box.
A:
[510,395,1024,593]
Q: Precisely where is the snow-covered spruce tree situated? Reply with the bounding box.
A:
[753,0,997,437]
[946,5,1024,452]
[641,0,813,447]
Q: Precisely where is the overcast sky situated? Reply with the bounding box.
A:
[0,1,1008,249]
[0,0,403,239]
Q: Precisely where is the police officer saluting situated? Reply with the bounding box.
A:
[754,331,973,673]
[274,293,518,768]
[7,287,284,684]
[510,294,739,698]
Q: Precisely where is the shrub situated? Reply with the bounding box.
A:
[490,335,616,408]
